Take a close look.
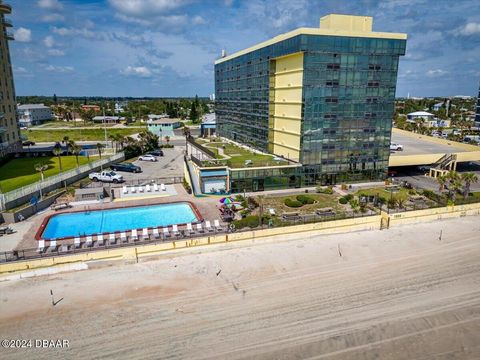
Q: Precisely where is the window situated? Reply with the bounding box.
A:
[325,80,339,87]
[369,64,381,70]
[367,81,380,87]
[325,97,338,103]
[327,63,340,70]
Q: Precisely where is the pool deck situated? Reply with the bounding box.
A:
[15,184,224,250]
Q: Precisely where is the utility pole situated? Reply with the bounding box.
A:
[103,101,108,148]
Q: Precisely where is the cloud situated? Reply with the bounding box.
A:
[48,49,65,56]
[192,16,207,25]
[42,13,65,22]
[37,0,63,10]
[108,0,190,17]
[13,67,28,74]
[52,26,99,39]
[426,69,448,77]
[121,66,152,77]
[14,28,32,42]
[43,35,55,47]
[454,22,480,36]
[45,65,74,73]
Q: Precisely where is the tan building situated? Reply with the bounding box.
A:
[0,1,20,158]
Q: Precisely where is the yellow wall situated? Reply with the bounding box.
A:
[2,203,480,276]
[269,52,303,161]
[320,14,373,32]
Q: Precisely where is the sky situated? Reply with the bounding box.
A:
[8,0,480,98]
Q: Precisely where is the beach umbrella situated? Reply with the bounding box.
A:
[219,197,233,204]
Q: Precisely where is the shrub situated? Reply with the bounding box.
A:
[284,198,303,208]
[408,189,417,195]
[159,144,174,148]
[316,186,333,194]
[344,194,353,201]
[377,196,386,204]
[248,197,259,208]
[296,195,315,204]
[182,178,192,194]
[232,215,260,229]
[234,194,244,202]
[339,197,348,205]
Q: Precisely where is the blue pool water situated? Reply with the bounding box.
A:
[41,202,199,239]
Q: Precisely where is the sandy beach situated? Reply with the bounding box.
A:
[0,216,479,359]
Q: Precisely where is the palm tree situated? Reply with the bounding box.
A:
[35,162,49,199]
[461,172,479,199]
[96,143,105,159]
[52,146,63,171]
[70,144,82,166]
[62,136,69,144]
[165,135,170,145]
[436,174,447,192]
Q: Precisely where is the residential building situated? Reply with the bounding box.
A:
[432,102,444,111]
[148,114,169,121]
[92,116,123,123]
[407,111,435,122]
[201,113,216,137]
[0,1,20,158]
[17,104,53,126]
[215,14,407,190]
[147,119,181,138]
[81,104,101,112]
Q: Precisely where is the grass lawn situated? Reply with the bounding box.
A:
[21,128,143,142]
[354,187,411,201]
[35,121,120,128]
[260,193,343,215]
[204,141,289,168]
[0,156,92,193]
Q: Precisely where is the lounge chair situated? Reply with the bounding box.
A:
[122,186,128,194]
[214,219,222,231]
[85,236,93,247]
[187,223,195,235]
[120,232,127,243]
[97,234,104,246]
[49,239,58,252]
[131,186,136,193]
[60,244,69,252]
[205,220,214,232]
[138,186,144,193]
[108,233,116,245]
[172,224,180,237]
[196,223,204,233]
[146,184,151,192]
[160,183,166,191]
[153,183,159,192]
[141,228,149,240]
[153,228,160,239]
[163,227,170,238]
[131,229,138,241]
[37,240,45,253]
[74,237,81,248]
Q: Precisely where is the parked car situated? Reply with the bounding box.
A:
[417,165,431,172]
[148,149,164,157]
[22,140,35,146]
[110,162,142,173]
[89,171,123,183]
[390,143,404,151]
[139,154,157,162]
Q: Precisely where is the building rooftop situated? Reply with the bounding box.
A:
[147,118,180,125]
[17,104,50,110]
[215,14,407,64]
[407,111,434,116]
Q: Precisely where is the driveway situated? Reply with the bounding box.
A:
[118,146,186,184]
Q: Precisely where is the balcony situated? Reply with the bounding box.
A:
[0,126,6,134]
[2,17,12,27]
[0,3,12,14]
[5,30,13,40]
[0,141,9,150]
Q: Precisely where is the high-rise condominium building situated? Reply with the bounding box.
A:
[215,14,407,186]
[0,1,20,159]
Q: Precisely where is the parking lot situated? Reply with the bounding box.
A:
[112,146,185,184]
[390,131,467,156]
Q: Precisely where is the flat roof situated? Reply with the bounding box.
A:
[215,14,407,64]
[391,131,467,156]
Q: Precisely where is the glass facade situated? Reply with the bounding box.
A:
[476,82,480,125]
[215,31,406,191]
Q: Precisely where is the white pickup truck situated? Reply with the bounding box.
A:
[89,170,123,183]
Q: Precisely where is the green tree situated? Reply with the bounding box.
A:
[96,143,105,159]
[164,135,170,145]
[436,174,447,192]
[461,172,478,199]
[52,145,63,171]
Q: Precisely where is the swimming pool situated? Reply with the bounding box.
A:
[38,202,201,240]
